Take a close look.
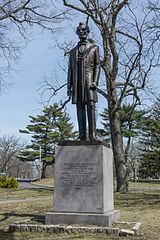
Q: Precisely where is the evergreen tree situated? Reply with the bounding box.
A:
[19,104,77,178]
[139,98,160,179]
[98,104,148,181]
[98,104,147,147]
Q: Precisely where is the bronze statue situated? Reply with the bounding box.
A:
[67,22,100,140]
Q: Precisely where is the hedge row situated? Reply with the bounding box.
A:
[0,176,18,188]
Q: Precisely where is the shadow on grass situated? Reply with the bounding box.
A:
[115,191,160,208]
[0,230,15,240]
[0,212,45,223]
[25,187,54,197]
[0,212,45,240]
[19,187,53,193]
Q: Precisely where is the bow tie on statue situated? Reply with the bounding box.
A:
[78,41,87,53]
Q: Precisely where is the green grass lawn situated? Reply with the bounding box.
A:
[129,181,160,191]
[0,184,160,240]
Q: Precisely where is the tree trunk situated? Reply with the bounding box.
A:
[109,108,128,192]
[41,161,47,179]
[107,81,128,192]
[133,167,136,180]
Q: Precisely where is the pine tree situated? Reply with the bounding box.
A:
[98,104,147,146]
[19,104,77,178]
[139,98,160,179]
[97,104,148,181]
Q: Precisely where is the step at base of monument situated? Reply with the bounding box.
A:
[45,210,120,227]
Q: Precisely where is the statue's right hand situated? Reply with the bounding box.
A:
[90,82,97,90]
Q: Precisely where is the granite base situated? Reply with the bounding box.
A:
[46,141,120,227]
[53,141,114,213]
[45,210,120,227]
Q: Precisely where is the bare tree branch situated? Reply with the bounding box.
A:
[0,0,69,90]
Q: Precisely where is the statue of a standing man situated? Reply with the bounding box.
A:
[67,22,100,140]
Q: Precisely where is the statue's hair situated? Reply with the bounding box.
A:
[76,22,90,34]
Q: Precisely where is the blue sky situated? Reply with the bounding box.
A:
[0,32,61,140]
[0,16,159,143]
[0,24,106,142]
[0,28,83,141]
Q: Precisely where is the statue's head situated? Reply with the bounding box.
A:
[76,22,90,41]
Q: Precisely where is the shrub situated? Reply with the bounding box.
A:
[0,176,18,188]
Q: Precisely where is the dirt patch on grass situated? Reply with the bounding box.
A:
[33,178,54,187]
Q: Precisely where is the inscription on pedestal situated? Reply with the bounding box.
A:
[61,162,96,189]
[54,144,114,213]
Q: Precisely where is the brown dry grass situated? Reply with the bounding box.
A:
[0,181,160,240]
[33,178,54,187]
[116,191,160,240]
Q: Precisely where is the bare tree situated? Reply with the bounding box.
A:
[127,142,141,180]
[0,0,68,89]
[0,134,33,178]
[38,1,160,191]
[57,0,160,192]
[149,0,160,20]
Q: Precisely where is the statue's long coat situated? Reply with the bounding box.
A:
[67,41,100,104]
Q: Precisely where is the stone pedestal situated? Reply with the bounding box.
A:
[45,141,120,226]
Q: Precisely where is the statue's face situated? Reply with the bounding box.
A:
[77,24,89,41]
